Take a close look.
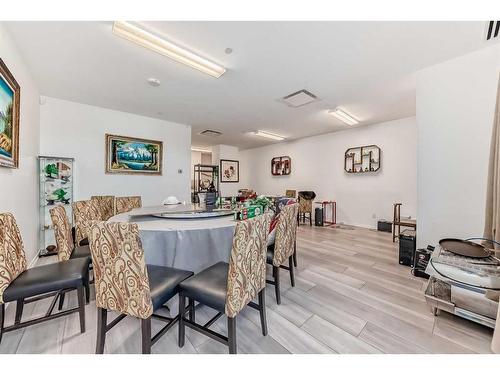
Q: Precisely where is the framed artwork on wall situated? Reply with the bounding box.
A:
[220,159,239,183]
[105,134,163,175]
[0,58,20,169]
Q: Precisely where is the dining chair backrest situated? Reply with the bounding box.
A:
[0,213,27,303]
[225,213,271,318]
[115,196,142,215]
[285,190,296,198]
[73,200,101,245]
[91,195,116,220]
[272,203,299,267]
[88,221,153,319]
[49,205,75,261]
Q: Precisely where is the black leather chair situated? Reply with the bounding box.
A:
[178,213,271,354]
[88,221,193,354]
[266,204,299,304]
[0,213,89,344]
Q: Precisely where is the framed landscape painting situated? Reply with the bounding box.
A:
[105,134,163,175]
[220,159,239,183]
[0,59,20,169]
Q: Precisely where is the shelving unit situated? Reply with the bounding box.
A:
[193,164,219,202]
[38,156,74,257]
[344,145,381,174]
[271,156,291,176]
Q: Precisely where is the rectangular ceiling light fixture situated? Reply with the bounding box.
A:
[254,130,286,141]
[328,108,359,125]
[191,147,212,153]
[112,21,226,78]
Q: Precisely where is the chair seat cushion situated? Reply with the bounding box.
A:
[147,265,194,311]
[266,245,275,264]
[3,257,90,302]
[79,237,89,246]
[71,245,91,260]
[179,262,228,313]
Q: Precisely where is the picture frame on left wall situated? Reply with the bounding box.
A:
[105,134,163,175]
[220,159,239,183]
[0,58,20,169]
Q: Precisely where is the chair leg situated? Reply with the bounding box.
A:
[178,294,186,348]
[15,298,24,324]
[141,317,152,354]
[0,304,4,345]
[309,212,312,226]
[58,292,65,310]
[258,289,268,336]
[96,307,107,354]
[289,256,295,287]
[77,286,86,333]
[189,298,195,322]
[84,276,90,304]
[293,241,298,267]
[228,316,237,354]
[273,266,281,305]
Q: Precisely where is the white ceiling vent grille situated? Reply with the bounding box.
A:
[485,21,500,41]
[281,89,318,108]
[199,129,222,137]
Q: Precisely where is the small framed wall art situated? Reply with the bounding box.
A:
[271,156,291,176]
[220,159,239,183]
[0,59,20,169]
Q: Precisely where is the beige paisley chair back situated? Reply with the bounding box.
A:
[73,200,101,244]
[225,213,271,318]
[298,196,312,214]
[88,221,153,319]
[0,213,27,303]
[49,205,75,262]
[272,203,299,267]
[91,195,116,220]
[115,196,142,215]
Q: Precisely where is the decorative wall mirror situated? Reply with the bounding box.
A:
[344,145,381,173]
[271,156,291,176]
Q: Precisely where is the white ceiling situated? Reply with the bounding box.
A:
[4,21,495,149]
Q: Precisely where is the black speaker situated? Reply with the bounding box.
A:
[399,230,416,266]
[412,248,432,278]
[315,207,324,226]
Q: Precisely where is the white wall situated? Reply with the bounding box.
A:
[241,117,417,228]
[0,24,40,264]
[40,97,191,205]
[416,44,500,247]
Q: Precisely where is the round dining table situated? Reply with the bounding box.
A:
[110,205,237,274]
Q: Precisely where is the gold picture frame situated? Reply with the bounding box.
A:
[105,134,163,175]
[0,58,20,169]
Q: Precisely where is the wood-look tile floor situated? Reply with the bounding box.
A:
[0,225,494,354]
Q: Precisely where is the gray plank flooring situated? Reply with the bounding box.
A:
[0,225,493,353]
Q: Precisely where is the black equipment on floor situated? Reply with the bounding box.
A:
[399,229,416,266]
[315,208,324,226]
[377,220,392,233]
[412,246,433,278]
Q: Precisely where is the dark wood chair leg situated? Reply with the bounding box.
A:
[189,298,195,322]
[0,304,4,345]
[293,241,298,267]
[258,289,268,336]
[228,316,237,354]
[96,307,107,354]
[84,277,90,304]
[178,294,186,347]
[309,212,312,226]
[77,286,86,333]
[141,317,152,354]
[15,298,24,324]
[58,292,65,311]
[273,266,281,305]
[289,256,295,287]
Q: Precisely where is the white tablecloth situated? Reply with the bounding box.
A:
[110,206,237,273]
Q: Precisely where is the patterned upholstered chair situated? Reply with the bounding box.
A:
[49,205,92,307]
[91,195,116,220]
[88,221,193,354]
[178,213,272,354]
[0,213,88,344]
[266,203,299,304]
[297,191,316,226]
[115,196,142,215]
[73,200,101,246]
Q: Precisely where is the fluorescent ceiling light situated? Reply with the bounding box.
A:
[112,21,226,78]
[254,131,286,141]
[328,108,359,125]
[191,147,212,153]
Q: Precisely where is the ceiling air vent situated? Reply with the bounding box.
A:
[200,129,222,137]
[281,89,318,108]
[485,21,500,41]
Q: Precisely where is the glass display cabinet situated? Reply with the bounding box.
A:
[38,156,74,257]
